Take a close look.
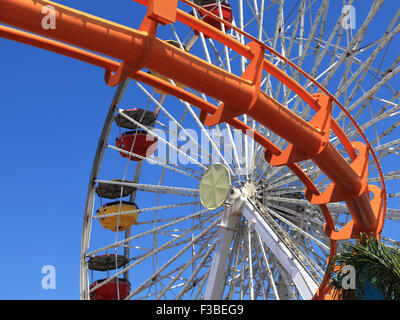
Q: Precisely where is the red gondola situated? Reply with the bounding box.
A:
[116,130,158,161]
[191,1,233,37]
[89,278,131,300]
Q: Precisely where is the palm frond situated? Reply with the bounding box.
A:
[330,233,400,300]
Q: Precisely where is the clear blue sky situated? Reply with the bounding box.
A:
[0,0,398,300]
[0,0,145,300]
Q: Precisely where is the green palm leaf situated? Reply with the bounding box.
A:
[330,233,400,300]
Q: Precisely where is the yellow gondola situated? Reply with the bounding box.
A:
[97,201,139,232]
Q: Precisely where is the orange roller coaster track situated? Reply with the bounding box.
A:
[0,0,387,299]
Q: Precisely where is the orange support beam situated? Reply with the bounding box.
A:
[0,0,383,235]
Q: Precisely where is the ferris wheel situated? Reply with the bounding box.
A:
[79,0,400,300]
[1,0,399,300]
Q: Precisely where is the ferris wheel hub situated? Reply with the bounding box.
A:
[240,182,257,199]
[199,163,232,210]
